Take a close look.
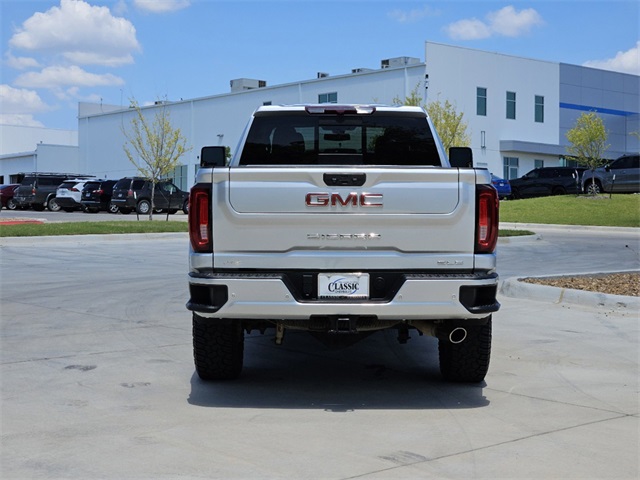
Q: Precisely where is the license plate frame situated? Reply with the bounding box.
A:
[318,273,369,300]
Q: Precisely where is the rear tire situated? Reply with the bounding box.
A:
[193,315,244,380]
[47,197,61,212]
[108,202,120,214]
[438,317,492,383]
[7,199,17,210]
[136,199,151,215]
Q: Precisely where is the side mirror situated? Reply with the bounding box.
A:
[200,146,227,167]
[449,147,473,168]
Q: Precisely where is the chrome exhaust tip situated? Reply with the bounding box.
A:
[449,327,467,344]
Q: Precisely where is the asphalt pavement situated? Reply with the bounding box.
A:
[0,225,638,479]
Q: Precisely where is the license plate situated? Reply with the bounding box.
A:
[318,273,369,299]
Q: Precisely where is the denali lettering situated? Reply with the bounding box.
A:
[305,192,383,207]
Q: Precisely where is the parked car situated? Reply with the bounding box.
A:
[81,179,119,213]
[55,179,94,212]
[490,174,511,200]
[509,167,586,199]
[12,172,94,211]
[581,154,640,195]
[110,177,189,215]
[0,184,20,210]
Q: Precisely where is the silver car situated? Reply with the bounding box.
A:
[582,154,640,194]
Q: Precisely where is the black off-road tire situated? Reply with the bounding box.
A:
[438,316,492,383]
[193,314,244,380]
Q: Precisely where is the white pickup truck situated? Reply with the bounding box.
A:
[187,104,500,382]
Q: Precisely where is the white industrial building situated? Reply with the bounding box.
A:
[1,42,638,190]
[0,125,79,184]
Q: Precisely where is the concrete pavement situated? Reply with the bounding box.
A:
[1,227,638,479]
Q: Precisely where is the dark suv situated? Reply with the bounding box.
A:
[111,177,189,214]
[509,167,586,199]
[12,173,94,211]
[81,180,119,213]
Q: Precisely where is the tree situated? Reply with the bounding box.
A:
[426,96,471,150]
[122,99,192,219]
[394,85,471,150]
[565,112,609,195]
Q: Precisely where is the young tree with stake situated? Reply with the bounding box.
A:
[122,99,192,219]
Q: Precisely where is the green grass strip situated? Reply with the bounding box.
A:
[0,221,188,237]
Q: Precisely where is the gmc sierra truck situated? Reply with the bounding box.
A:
[187,104,500,383]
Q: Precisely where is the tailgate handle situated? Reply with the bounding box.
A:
[323,173,366,187]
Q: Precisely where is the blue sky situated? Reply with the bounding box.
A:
[1,0,639,130]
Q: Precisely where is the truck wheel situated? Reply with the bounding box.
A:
[438,316,492,383]
[586,181,602,195]
[136,199,151,215]
[47,197,61,212]
[7,199,17,210]
[193,314,244,380]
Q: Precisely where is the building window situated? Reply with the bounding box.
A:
[534,159,544,169]
[319,92,337,104]
[171,164,189,191]
[476,87,487,116]
[503,156,519,179]
[506,91,516,120]
[560,156,579,167]
[535,95,544,123]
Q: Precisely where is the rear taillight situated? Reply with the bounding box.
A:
[189,184,212,253]
[475,184,499,254]
[127,189,133,197]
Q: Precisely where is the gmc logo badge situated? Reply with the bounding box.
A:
[305,192,383,207]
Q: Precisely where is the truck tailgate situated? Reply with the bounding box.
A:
[212,167,480,270]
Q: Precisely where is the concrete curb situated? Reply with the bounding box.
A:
[500,222,639,235]
[500,273,640,310]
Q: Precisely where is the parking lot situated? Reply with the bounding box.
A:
[1,227,638,479]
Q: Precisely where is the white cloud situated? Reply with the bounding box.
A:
[0,85,51,117]
[0,114,45,127]
[583,42,640,75]
[9,0,140,67]
[134,0,190,13]
[15,65,125,89]
[445,5,544,40]
[4,53,41,70]
[388,6,439,23]
[445,18,492,40]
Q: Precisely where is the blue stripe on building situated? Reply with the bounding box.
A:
[560,102,638,117]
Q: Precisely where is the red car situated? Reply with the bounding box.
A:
[0,184,20,210]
